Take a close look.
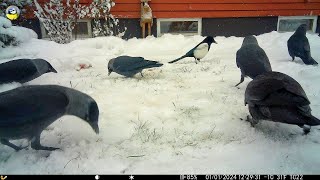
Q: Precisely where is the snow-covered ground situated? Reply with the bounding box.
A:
[0,29,320,174]
[0,16,37,48]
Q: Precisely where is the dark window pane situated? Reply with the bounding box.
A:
[278,19,314,32]
[72,22,89,35]
[160,21,198,34]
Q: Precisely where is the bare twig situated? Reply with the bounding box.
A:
[64,153,80,169]
[127,155,145,158]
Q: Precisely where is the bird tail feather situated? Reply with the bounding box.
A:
[168,55,187,64]
[309,57,318,65]
[143,60,163,69]
[307,115,320,126]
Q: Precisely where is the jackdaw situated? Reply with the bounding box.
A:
[108,55,163,77]
[235,35,272,87]
[0,58,57,84]
[287,24,318,65]
[0,85,99,151]
[168,36,217,64]
[244,71,320,134]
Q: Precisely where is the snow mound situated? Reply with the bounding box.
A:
[0,82,22,93]
[0,16,37,48]
[0,16,12,28]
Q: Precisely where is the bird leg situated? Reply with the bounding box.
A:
[291,56,295,61]
[194,58,198,64]
[246,115,259,127]
[235,74,245,87]
[31,135,60,151]
[140,72,144,77]
[300,125,311,135]
[0,138,28,151]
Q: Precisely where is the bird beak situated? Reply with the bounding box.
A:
[52,68,58,73]
[90,122,99,134]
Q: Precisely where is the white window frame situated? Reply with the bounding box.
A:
[277,16,318,33]
[40,19,92,40]
[157,18,202,37]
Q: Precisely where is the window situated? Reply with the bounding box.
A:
[40,19,92,40]
[71,20,92,39]
[277,16,318,33]
[157,18,202,37]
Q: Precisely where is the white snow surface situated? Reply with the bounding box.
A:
[0,31,320,174]
[0,16,12,28]
[0,16,37,51]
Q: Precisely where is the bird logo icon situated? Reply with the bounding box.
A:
[6,5,20,20]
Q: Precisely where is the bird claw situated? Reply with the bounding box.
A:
[246,115,257,127]
[302,125,311,135]
[31,146,61,151]
[18,145,29,150]
[30,140,61,151]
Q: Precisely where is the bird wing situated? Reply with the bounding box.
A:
[113,56,145,70]
[0,59,38,84]
[235,50,241,68]
[184,42,207,58]
[114,56,160,71]
[303,38,311,52]
[168,40,208,63]
[256,47,272,71]
[0,86,69,127]
[257,88,310,106]
[245,72,310,106]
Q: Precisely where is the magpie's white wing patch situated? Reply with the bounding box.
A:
[194,43,209,59]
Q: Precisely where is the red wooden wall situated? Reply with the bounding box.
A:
[24,0,320,19]
[111,0,320,18]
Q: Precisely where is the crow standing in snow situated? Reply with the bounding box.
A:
[0,59,57,84]
[287,24,318,65]
[244,71,320,134]
[235,35,272,87]
[0,85,99,151]
[108,55,163,77]
[168,36,217,64]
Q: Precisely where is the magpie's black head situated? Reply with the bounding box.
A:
[204,36,217,45]
[295,24,307,36]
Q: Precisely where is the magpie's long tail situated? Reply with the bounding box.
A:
[168,55,188,64]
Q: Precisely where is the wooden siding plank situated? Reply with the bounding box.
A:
[114,0,305,4]
[111,10,320,18]
[23,0,320,19]
[111,3,320,12]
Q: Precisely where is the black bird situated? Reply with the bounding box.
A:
[168,36,217,64]
[244,71,320,134]
[0,85,99,151]
[287,24,318,65]
[108,55,163,77]
[0,58,57,84]
[235,35,272,87]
